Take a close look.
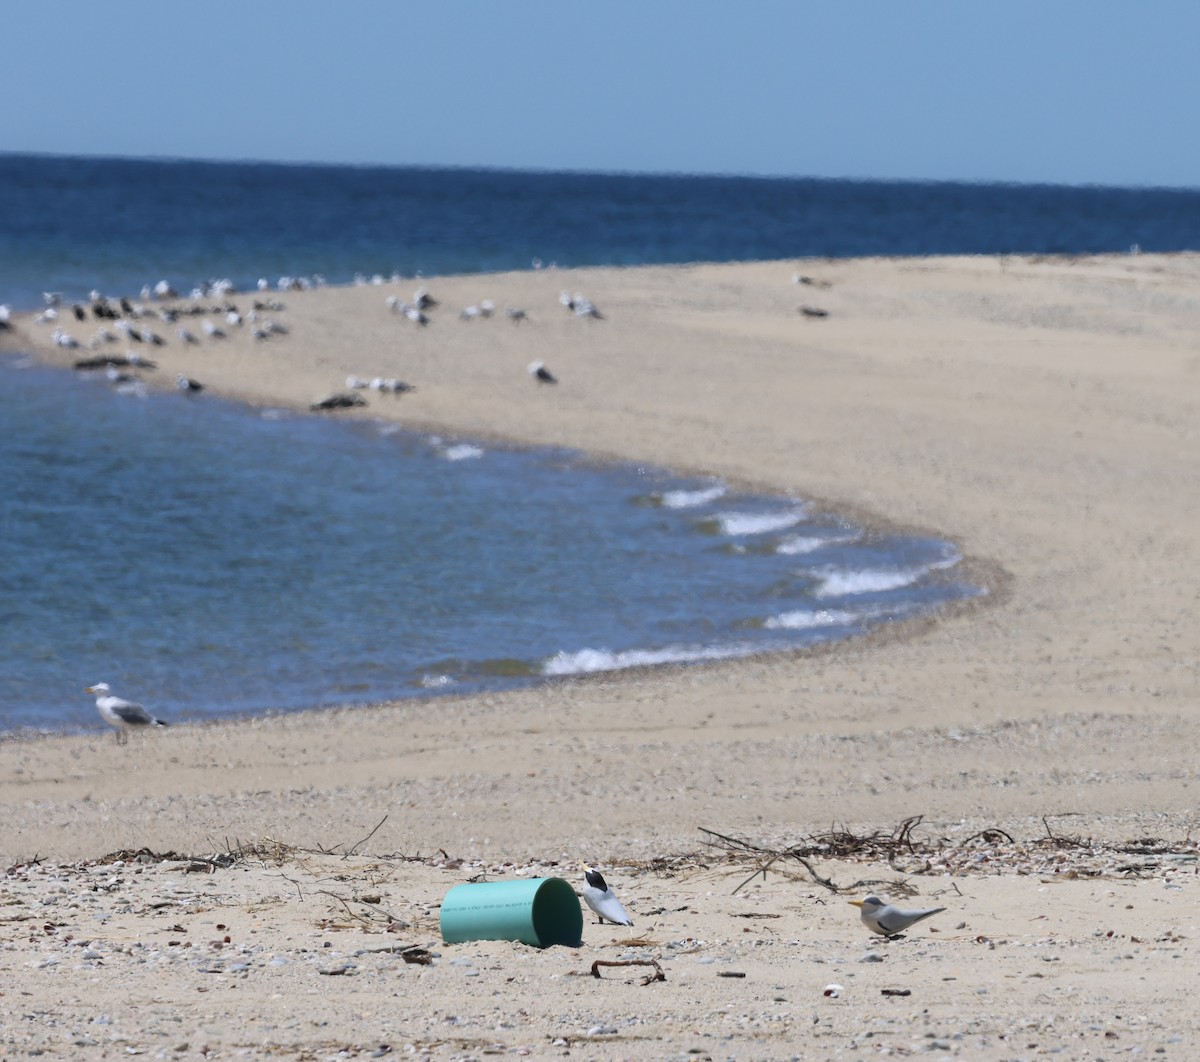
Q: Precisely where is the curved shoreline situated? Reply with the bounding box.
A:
[2,252,1198,866]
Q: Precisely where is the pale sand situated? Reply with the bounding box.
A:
[2,255,1198,1058]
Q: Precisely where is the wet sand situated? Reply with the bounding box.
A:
[2,254,1198,1058]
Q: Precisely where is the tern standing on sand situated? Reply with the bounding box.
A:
[581,864,634,926]
[85,683,169,744]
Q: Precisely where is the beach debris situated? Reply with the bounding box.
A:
[717,971,747,978]
[798,305,829,318]
[581,863,634,926]
[700,816,1200,883]
[310,391,368,411]
[528,360,557,384]
[590,958,665,985]
[84,682,169,744]
[881,988,912,997]
[849,895,947,938]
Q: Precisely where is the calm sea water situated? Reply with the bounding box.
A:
[2,153,1198,309]
[4,153,1190,733]
[0,355,972,732]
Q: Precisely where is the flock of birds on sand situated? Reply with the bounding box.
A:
[5,275,620,406]
[79,671,943,944]
[2,264,840,411]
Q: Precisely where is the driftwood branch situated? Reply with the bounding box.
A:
[590,958,666,986]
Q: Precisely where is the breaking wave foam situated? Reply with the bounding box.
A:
[659,484,727,509]
[813,555,961,598]
[776,530,861,555]
[764,607,862,630]
[715,507,807,536]
[542,643,755,676]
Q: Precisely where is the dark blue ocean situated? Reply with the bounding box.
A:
[2,153,1198,310]
[3,154,1195,734]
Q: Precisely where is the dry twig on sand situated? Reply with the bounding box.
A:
[590,958,666,986]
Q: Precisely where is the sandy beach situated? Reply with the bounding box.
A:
[2,254,1198,1058]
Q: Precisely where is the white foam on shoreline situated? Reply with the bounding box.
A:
[776,530,861,555]
[714,507,807,536]
[763,607,861,630]
[542,642,755,676]
[442,443,484,461]
[813,554,960,598]
[659,484,727,509]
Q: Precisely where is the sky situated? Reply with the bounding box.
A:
[5,0,1198,188]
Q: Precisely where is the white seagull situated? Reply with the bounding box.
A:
[849,895,946,938]
[581,864,634,926]
[84,683,169,744]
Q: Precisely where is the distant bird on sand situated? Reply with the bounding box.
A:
[798,305,829,319]
[849,895,945,938]
[528,360,557,384]
[792,273,832,288]
[84,682,169,744]
[581,864,634,926]
[562,290,603,318]
[176,373,204,394]
[310,391,368,411]
[370,377,414,395]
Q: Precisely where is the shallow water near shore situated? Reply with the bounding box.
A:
[1,354,979,733]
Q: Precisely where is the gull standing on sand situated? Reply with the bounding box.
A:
[849,895,945,937]
[84,683,169,744]
[581,864,634,926]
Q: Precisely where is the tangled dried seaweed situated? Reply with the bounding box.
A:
[699,816,1200,894]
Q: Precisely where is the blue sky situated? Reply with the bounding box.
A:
[6,0,1197,188]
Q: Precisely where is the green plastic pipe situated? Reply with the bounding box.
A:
[440,876,583,948]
